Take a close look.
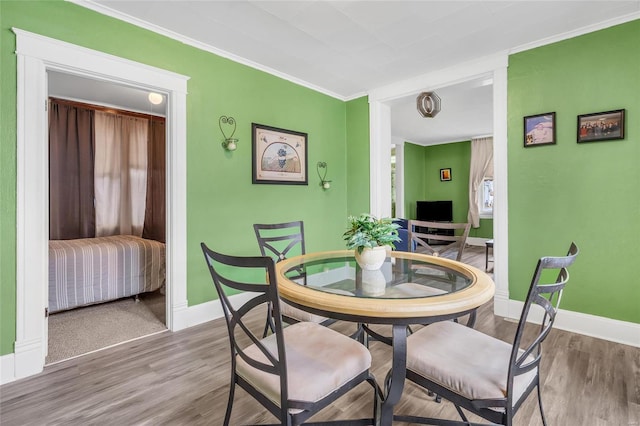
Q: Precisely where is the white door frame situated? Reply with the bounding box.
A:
[367,53,510,316]
[13,28,190,380]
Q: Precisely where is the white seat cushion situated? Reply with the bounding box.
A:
[407,321,536,404]
[237,322,372,408]
[280,300,329,324]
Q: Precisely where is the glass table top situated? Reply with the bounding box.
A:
[281,253,472,300]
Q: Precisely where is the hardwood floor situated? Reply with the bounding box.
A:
[1,246,638,425]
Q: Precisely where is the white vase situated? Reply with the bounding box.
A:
[355,246,388,271]
[361,268,387,296]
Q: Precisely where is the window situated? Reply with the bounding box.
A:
[479,178,493,218]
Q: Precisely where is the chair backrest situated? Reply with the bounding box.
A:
[507,242,579,405]
[200,243,290,405]
[253,221,305,262]
[408,219,471,261]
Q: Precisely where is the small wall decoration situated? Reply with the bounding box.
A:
[440,168,452,181]
[252,123,308,185]
[577,109,625,143]
[524,112,556,147]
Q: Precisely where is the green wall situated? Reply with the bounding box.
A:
[508,19,640,322]
[0,1,359,355]
[403,142,427,219]
[403,141,493,238]
[424,141,471,223]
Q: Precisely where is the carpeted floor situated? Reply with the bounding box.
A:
[46,290,167,364]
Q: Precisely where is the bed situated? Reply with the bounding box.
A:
[48,235,166,313]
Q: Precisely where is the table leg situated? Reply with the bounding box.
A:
[378,324,408,426]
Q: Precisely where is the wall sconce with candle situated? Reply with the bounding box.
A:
[317,161,331,190]
[219,115,238,151]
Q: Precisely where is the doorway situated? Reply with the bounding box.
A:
[46,73,169,363]
[368,58,509,316]
[13,28,189,380]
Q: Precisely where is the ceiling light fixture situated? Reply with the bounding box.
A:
[416,91,441,118]
[148,92,164,105]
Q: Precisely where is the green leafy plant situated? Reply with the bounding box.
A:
[343,213,401,254]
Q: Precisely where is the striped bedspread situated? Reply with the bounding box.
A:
[49,235,166,313]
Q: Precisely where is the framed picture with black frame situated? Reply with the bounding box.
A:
[440,168,452,181]
[577,109,625,143]
[252,123,308,185]
[524,112,556,147]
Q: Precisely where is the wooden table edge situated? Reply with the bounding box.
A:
[276,250,495,319]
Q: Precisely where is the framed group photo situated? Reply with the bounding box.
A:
[577,109,625,143]
[524,112,556,147]
[252,123,308,185]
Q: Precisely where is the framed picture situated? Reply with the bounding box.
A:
[440,168,452,181]
[252,123,308,185]
[577,109,625,143]
[524,112,556,147]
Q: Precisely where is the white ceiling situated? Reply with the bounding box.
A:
[61,0,639,145]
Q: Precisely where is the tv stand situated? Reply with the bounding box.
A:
[425,224,454,245]
[416,201,454,244]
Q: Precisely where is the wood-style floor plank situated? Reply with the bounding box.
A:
[1,246,638,425]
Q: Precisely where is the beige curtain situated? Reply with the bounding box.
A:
[467,136,494,228]
[94,111,149,237]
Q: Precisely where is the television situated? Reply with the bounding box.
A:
[416,200,453,222]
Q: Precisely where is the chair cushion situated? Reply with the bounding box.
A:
[407,321,536,404]
[237,322,372,408]
[280,300,329,324]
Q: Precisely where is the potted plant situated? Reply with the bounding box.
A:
[343,213,401,270]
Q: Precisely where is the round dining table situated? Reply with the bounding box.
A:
[275,249,495,426]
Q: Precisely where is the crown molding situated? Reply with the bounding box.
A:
[511,10,640,54]
[68,0,349,101]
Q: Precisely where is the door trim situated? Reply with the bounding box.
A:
[367,53,509,316]
[13,28,189,380]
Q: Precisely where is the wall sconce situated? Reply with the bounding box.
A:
[416,91,441,118]
[317,161,331,190]
[219,115,238,151]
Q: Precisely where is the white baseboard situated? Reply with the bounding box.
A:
[184,292,258,328]
[170,300,190,332]
[1,338,44,385]
[497,298,640,348]
[1,353,16,385]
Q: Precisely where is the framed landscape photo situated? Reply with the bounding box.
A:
[577,109,625,143]
[440,168,452,181]
[252,123,308,185]
[524,112,556,147]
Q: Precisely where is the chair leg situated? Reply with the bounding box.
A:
[537,384,548,426]
[223,378,236,426]
[262,302,275,338]
[367,375,381,424]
